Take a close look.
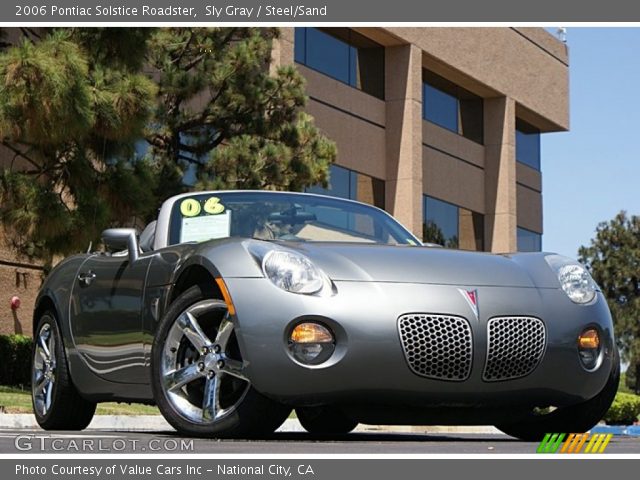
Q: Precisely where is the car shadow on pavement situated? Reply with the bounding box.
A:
[152,430,520,443]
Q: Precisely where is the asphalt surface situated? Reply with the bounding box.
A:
[0,429,639,454]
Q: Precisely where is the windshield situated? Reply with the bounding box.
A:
[168,192,420,246]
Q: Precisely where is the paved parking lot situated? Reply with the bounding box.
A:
[0,429,638,454]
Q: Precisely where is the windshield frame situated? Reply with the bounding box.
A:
[162,190,422,248]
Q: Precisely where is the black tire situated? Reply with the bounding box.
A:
[32,311,96,430]
[496,350,620,441]
[296,406,358,435]
[151,284,291,438]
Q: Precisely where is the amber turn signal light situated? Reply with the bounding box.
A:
[290,323,334,344]
[289,322,335,365]
[214,277,236,316]
[578,329,600,349]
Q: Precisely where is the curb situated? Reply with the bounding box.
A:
[591,425,640,436]
[6,415,635,436]
[0,414,503,434]
[0,414,172,431]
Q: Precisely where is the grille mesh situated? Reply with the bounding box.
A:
[483,317,546,382]
[398,314,473,381]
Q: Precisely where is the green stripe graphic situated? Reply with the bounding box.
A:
[537,433,566,453]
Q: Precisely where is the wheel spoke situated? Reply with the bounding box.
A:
[202,374,222,421]
[164,363,202,392]
[36,345,48,362]
[44,382,53,413]
[219,357,248,382]
[215,315,234,350]
[177,312,211,351]
[34,376,47,396]
[38,334,50,359]
[48,333,56,366]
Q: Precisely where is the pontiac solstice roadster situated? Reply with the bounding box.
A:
[31,191,619,440]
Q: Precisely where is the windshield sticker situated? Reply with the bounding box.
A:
[180,211,231,243]
[180,198,202,217]
[203,196,225,215]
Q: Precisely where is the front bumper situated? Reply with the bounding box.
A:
[225,278,615,410]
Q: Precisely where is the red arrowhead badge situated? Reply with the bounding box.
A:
[459,288,479,319]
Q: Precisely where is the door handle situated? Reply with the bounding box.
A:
[77,270,97,287]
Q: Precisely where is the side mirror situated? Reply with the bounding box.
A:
[101,228,139,264]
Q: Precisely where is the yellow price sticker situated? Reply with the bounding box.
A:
[203,197,225,215]
[180,198,202,217]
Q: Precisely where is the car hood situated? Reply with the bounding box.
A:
[278,243,555,288]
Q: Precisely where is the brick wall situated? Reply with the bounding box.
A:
[0,235,44,337]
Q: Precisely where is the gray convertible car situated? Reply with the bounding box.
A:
[31,191,618,440]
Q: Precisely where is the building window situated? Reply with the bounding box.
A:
[294,28,385,100]
[423,196,484,251]
[516,119,541,170]
[423,70,484,144]
[306,164,385,209]
[517,227,542,252]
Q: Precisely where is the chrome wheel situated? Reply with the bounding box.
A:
[160,299,249,424]
[32,323,56,416]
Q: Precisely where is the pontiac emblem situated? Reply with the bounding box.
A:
[459,289,479,319]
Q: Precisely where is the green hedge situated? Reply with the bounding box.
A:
[0,335,32,387]
[604,392,640,425]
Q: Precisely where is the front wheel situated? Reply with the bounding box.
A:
[496,350,620,441]
[151,284,291,437]
[32,312,96,430]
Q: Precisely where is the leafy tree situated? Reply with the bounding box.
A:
[0,28,158,261]
[579,211,640,393]
[0,27,335,262]
[143,28,335,193]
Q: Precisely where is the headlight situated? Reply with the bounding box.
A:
[545,255,597,304]
[262,250,327,294]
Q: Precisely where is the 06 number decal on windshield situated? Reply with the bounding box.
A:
[180,197,225,217]
[204,197,225,215]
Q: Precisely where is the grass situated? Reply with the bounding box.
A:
[0,385,297,418]
[0,386,160,415]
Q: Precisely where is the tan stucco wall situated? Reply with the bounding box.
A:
[516,162,543,234]
[516,161,543,192]
[381,27,569,132]
[423,121,485,169]
[517,184,544,234]
[299,65,386,127]
[307,98,387,180]
[422,144,485,215]
[291,27,560,248]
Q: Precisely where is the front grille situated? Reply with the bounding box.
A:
[398,314,473,381]
[483,316,546,382]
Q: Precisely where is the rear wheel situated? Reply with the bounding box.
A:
[32,312,96,430]
[151,284,291,437]
[296,406,358,435]
[496,351,620,441]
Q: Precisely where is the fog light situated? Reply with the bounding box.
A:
[578,329,600,349]
[578,328,601,370]
[289,322,335,365]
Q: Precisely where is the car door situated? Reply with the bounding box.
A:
[69,252,152,384]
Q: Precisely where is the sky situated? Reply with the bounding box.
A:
[542,27,640,259]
